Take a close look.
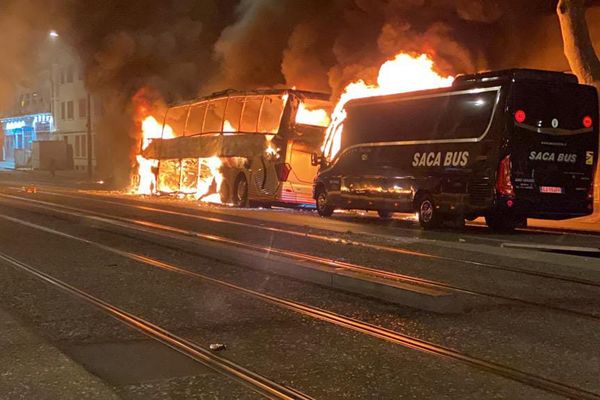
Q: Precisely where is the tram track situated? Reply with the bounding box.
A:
[0,250,313,400]
[0,212,599,400]
[2,192,600,322]
[17,187,600,289]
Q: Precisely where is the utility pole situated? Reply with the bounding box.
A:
[87,92,92,178]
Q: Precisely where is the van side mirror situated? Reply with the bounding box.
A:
[311,153,323,167]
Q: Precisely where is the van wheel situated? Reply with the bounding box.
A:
[377,210,394,219]
[232,174,248,208]
[417,195,441,229]
[316,190,334,217]
[485,214,525,232]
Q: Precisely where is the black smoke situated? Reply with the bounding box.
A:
[2,0,598,185]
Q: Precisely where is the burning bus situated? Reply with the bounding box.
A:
[136,89,331,207]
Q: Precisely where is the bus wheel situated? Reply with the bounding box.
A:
[417,195,441,229]
[232,174,248,208]
[316,190,334,217]
[377,210,394,219]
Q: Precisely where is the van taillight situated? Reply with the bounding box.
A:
[275,163,292,182]
[496,155,515,196]
[514,110,526,123]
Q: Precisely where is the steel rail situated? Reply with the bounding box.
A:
[23,188,600,289]
[0,214,598,400]
[0,250,313,400]
[2,193,600,322]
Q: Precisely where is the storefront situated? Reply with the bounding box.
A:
[1,113,54,162]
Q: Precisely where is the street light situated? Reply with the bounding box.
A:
[49,30,59,39]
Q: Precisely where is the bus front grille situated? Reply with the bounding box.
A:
[468,178,493,207]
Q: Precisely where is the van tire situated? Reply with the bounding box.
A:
[316,190,334,217]
[377,210,394,219]
[417,195,441,229]
[232,174,248,208]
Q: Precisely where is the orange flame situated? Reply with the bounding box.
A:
[296,103,331,127]
[324,53,454,160]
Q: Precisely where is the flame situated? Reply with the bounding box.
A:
[223,120,236,133]
[135,116,174,195]
[324,53,454,160]
[296,103,331,127]
[196,156,224,204]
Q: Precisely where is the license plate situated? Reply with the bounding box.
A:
[540,186,563,194]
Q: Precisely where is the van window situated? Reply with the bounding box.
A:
[511,82,597,131]
[343,90,497,148]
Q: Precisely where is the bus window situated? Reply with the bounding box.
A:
[258,94,286,133]
[224,97,244,132]
[240,96,262,132]
[163,106,189,138]
[186,102,207,136]
[204,99,227,133]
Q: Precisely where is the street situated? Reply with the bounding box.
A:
[1,171,599,399]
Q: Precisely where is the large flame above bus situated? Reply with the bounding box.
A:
[323,53,454,160]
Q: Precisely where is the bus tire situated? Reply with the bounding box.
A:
[316,189,334,217]
[377,210,394,219]
[232,174,248,208]
[417,194,441,229]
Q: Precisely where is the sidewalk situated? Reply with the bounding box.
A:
[0,308,120,400]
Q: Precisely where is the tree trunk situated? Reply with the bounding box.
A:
[557,0,600,211]
[557,0,600,87]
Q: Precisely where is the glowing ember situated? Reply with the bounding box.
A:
[324,53,454,160]
[296,102,331,127]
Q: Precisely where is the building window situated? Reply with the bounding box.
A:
[61,102,66,120]
[79,98,87,119]
[78,66,84,81]
[94,98,103,117]
[67,101,74,119]
[81,135,87,158]
[60,69,65,84]
[75,135,81,157]
[66,65,74,83]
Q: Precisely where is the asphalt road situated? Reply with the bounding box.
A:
[1,172,600,399]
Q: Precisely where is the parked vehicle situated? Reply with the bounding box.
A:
[312,69,598,230]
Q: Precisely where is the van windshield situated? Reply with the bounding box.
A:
[511,82,597,132]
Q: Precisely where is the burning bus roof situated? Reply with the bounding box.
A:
[168,88,331,108]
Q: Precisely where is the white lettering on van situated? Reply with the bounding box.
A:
[529,151,577,163]
[413,151,469,167]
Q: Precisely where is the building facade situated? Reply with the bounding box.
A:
[51,46,102,172]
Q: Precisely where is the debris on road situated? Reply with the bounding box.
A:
[209,343,227,352]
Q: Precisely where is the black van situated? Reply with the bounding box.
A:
[312,69,598,230]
